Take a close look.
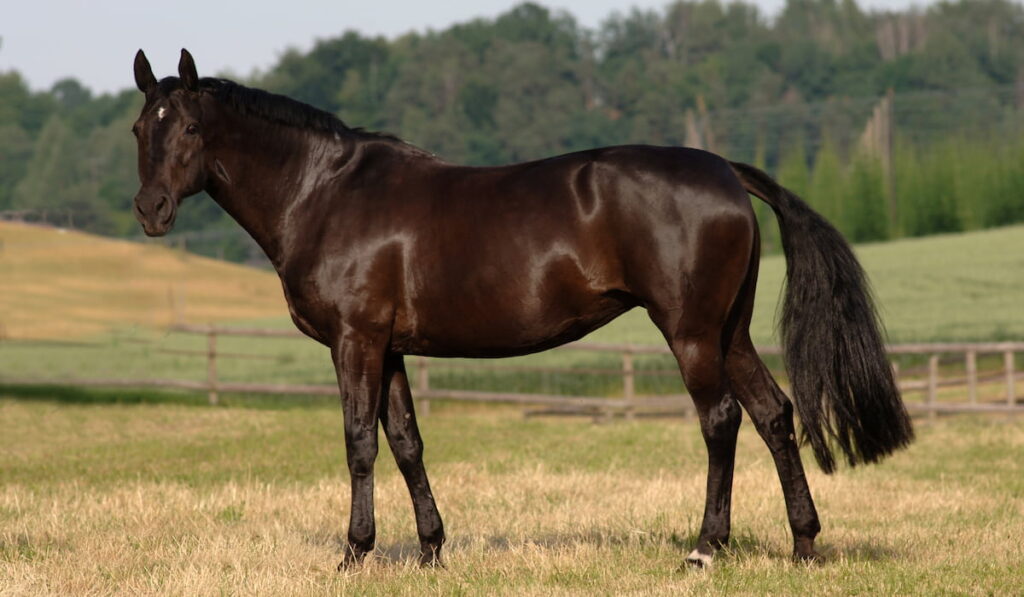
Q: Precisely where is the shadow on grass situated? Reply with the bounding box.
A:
[306,526,890,568]
[818,540,901,563]
[306,527,901,569]
[0,383,335,410]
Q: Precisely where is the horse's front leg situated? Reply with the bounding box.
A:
[380,353,446,566]
[332,332,387,569]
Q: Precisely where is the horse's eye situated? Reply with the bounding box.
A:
[186,123,200,135]
[131,124,140,137]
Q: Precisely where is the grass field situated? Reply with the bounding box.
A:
[597,222,1024,345]
[1,396,1022,595]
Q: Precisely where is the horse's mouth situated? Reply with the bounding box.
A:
[142,212,176,237]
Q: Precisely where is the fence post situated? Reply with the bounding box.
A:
[416,356,430,416]
[622,349,635,421]
[1005,350,1016,406]
[207,328,219,406]
[966,350,978,405]
[927,354,939,419]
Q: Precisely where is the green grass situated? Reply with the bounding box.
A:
[1,397,1022,595]
[595,223,1024,345]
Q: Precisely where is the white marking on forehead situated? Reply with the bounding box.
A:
[157,107,167,120]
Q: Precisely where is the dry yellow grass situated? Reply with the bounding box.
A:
[0,221,285,339]
[1,399,1022,595]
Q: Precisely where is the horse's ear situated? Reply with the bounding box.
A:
[134,49,157,93]
[178,48,199,92]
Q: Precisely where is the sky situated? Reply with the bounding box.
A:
[2,0,924,96]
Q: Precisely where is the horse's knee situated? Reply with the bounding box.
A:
[388,432,424,474]
[345,427,379,477]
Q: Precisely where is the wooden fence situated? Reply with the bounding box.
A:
[0,325,1019,417]
[2,324,1021,418]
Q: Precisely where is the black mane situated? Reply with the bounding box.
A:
[167,76,412,146]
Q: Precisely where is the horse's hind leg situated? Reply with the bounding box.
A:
[660,322,743,567]
[644,213,753,567]
[648,298,742,568]
[725,336,822,561]
[379,353,446,566]
[718,233,822,562]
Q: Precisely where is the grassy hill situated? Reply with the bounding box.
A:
[2,219,1022,344]
[592,223,1024,346]
[0,221,285,339]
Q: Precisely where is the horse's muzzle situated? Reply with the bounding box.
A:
[133,191,177,237]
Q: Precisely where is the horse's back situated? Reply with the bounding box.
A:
[415,144,753,252]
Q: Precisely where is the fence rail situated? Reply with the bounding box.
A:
[2,323,1022,418]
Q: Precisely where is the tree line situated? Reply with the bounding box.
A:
[3,0,1024,261]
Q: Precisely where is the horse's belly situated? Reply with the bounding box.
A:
[390,292,633,358]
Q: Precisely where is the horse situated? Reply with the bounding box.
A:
[130,49,913,569]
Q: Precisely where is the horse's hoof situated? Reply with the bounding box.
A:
[792,535,823,564]
[337,548,370,571]
[418,544,445,568]
[793,549,824,565]
[685,549,714,569]
[336,558,355,571]
[418,553,445,568]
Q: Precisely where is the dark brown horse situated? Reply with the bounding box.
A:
[130,49,913,569]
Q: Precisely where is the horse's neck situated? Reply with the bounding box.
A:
[203,117,350,269]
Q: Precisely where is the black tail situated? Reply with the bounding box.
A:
[729,161,914,474]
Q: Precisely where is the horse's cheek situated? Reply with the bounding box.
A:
[178,146,195,167]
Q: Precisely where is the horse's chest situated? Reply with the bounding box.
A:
[280,280,332,345]
[278,259,399,346]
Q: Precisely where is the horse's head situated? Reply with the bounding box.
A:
[131,49,207,236]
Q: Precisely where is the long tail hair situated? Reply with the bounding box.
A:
[729,161,914,474]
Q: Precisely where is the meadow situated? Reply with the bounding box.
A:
[2,221,1023,594]
[1,396,1022,596]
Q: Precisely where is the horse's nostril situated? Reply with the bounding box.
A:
[156,196,170,213]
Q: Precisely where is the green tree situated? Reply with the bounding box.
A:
[261,32,391,114]
[843,154,889,241]
[808,133,844,224]
[13,116,73,212]
[13,115,113,230]
[0,71,54,132]
[0,124,33,210]
[777,134,810,199]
